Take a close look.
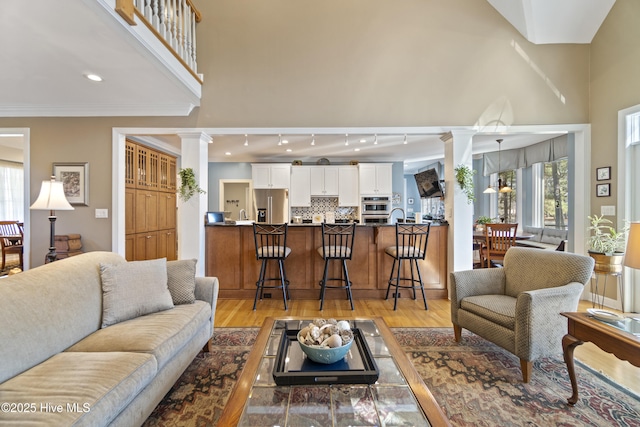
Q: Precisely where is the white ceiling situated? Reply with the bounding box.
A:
[0,1,611,170]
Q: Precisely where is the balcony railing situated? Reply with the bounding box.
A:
[116,0,201,82]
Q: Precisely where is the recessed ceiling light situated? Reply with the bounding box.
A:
[282,139,289,144]
[354,148,360,152]
[360,139,366,143]
[84,73,103,82]
[225,152,231,156]
[286,148,292,152]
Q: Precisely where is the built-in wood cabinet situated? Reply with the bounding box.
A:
[359,163,392,195]
[252,164,291,189]
[206,224,448,300]
[125,139,177,261]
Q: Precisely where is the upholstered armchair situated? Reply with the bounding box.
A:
[450,247,594,382]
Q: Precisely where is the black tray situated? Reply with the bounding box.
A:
[272,328,379,386]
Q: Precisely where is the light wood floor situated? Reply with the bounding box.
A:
[215,297,640,395]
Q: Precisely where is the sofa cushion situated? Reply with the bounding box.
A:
[522,226,543,242]
[0,351,157,427]
[540,228,568,245]
[460,294,516,330]
[67,301,211,370]
[167,259,197,304]
[0,252,125,384]
[100,258,174,328]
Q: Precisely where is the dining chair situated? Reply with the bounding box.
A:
[0,220,24,271]
[480,223,518,268]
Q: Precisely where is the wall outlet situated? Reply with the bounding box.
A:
[601,205,615,216]
[95,209,109,219]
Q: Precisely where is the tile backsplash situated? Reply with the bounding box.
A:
[291,198,359,221]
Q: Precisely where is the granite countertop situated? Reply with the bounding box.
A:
[206,221,447,227]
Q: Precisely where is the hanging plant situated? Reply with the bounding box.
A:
[178,168,205,201]
[454,164,475,204]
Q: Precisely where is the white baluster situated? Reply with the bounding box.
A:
[144,0,152,22]
[151,0,159,29]
[191,10,197,72]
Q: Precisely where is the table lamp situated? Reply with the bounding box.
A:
[30,176,74,263]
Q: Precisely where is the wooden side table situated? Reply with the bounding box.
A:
[561,312,640,405]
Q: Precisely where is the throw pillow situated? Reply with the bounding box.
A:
[100,258,174,328]
[166,259,197,305]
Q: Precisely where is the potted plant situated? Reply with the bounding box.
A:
[587,215,629,273]
[475,215,493,232]
[454,164,475,204]
[178,168,205,202]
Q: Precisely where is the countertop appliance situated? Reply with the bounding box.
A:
[361,196,391,224]
[254,189,289,223]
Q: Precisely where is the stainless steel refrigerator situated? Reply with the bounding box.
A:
[253,189,289,223]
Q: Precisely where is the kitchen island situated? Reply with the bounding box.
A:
[206,223,448,301]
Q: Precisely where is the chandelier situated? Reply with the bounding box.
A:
[483,139,512,194]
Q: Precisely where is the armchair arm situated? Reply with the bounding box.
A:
[195,276,220,337]
[450,268,506,324]
[514,282,584,360]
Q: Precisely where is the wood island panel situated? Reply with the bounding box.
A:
[206,224,448,300]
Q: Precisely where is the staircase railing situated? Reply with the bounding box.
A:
[116,0,202,82]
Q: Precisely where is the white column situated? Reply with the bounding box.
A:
[441,130,476,295]
[177,132,210,276]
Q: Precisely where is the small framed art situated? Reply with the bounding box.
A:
[53,162,89,206]
[596,183,610,197]
[596,167,611,181]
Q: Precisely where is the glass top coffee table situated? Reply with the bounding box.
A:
[217,317,450,426]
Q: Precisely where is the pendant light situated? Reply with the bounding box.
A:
[483,139,512,194]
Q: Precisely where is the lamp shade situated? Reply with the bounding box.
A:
[624,222,640,269]
[30,178,74,211]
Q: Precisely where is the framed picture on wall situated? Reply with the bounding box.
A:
[596,183,610,197]
[596,166,611,181]
[53,162,89,206]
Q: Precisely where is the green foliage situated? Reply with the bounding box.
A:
[178,168,206,201]
[454,164,475,204]
[476,216,493,225]
[587,214,629,255]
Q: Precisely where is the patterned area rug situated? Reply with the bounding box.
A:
[143,327,640,427]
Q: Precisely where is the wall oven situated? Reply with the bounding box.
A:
[361,196,391,224]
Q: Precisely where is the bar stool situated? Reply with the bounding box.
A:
[384,223,431,310]
[317,223,356,310]
[252,223,291,310]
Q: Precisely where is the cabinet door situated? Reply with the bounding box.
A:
[375,164,393,194]
[269,164,291,188]
[290,167,311,207]
[125,140,136,188]
[252,165,271,189]
[309,167,325,195]
[359,164,378,195]
[158,192,176,230]
[125,188,136,235]
[134,232,158,261]
[338,167,360,206]
[135,189,159,232]
[158,230,177,261]
[323,167,339,195]
[125,234,135,261]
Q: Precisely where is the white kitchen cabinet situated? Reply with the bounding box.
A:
[359,163,392,195]
[310,166,339,196]
[252,164,291,189]
[338,166,359,206]
[290,167,311,206]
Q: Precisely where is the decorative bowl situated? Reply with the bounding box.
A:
[297,330,353,364]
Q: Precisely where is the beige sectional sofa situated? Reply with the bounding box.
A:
[519,226,568,250]
[0,251,219,426]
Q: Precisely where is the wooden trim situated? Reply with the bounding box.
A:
[133,9,203,84]
[115,0,137,26]
[186,0,202,22]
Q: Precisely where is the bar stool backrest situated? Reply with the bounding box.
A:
[320,223,356,259]
[253,223,289,259]
[393,223,431,260]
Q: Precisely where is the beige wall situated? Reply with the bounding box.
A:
[590,0,640,221]
[0,0,601,266]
